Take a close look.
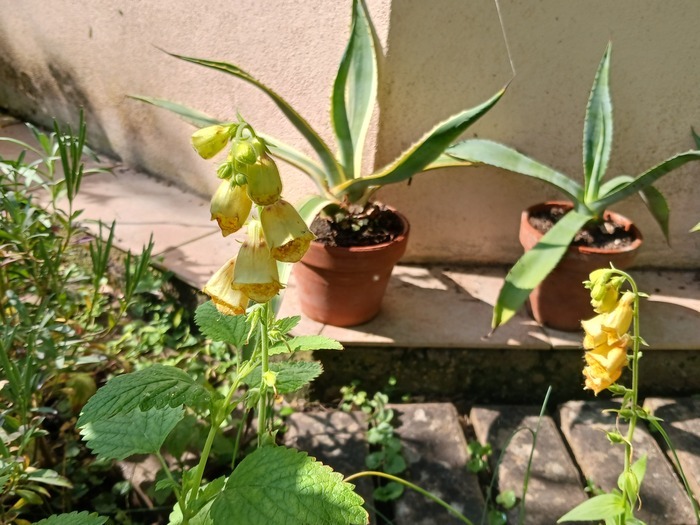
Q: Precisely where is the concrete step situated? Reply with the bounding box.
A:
[284,399,700,525]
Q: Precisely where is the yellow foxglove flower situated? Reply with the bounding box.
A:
[243,153,283,206]
[260,200,316,262]
[581,314,608,349]
[210,180,253,236]
[586,269,624,314]
[601,291,634,338]
[583,336,629,395]
[231,220,283,303]
[203,257,249,316]
[192,125,231,159]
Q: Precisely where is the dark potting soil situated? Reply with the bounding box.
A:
[310,202,405,247]
[529,204,636,249]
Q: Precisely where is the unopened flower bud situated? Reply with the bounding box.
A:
[242,153,283,206]
[231,220,283,303]
[192,125,231,159]
[233,141,258,165]
[210,180,253,236]
[260,200,316,262]
[217,162,234,180]
[203,257,249,316]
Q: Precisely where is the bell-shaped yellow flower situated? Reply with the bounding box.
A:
[582,335,629,395]
[601,291,634,338]
[242,153,283,206]
[192,124,232,159]
[586,269,624,314]
[231,220,283,303]
[203,257,249,316]
[260,200,316,262]
[210,180,253,236]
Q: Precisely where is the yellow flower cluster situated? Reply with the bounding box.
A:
[193,122,316,313]
[580,270,634,395]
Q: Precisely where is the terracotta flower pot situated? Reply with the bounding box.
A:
[294,211,410,327]
[519,201,643,331]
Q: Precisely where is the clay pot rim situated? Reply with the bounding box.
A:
[523,200,643,255]
[310,208,411,255]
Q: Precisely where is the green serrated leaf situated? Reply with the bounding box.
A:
[211,446,367,525]
[558,493,624,522]
[269,335,343,355]
[245,361,324,394]
[35,511,108,525]
[274,316,301,336]
[78,365,210,427]
[80,406,184,460]
[195,301,249,347]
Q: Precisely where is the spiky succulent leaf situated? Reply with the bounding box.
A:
[582,42,613,203]
[332,0,378,181]
[447,139,584,203]
[493,209,592,329]
[334,87,506,200]
[639,185,670,242]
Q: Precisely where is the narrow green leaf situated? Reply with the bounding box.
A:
[129,95,222,127]
[166,51,345,187]
[269,335,344,355]
[447,139,583,202]
[332,0,378,180]
[598,174,633,197]
[639,184,670,242]
[691,222,700,233]
[245,361,324,394]
[558,493,624,522]
[583,42,613,202]
[35,511,108,525]
[334,87,506,198]
[78,365,210,427]
[692,126,700,149]
[493,209,592,328]
[195,301,249,347]
[210,446,368,525]
[592,151,700,212]
[26,469,73,488]
[80,406,184,461]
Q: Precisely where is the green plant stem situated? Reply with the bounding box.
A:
[182,359,255,524]
[621,271,640,520]
[344,471,475,525]
[156,450,181,501]
[257,302,271,447]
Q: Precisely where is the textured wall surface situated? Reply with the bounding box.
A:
[0,1,698,266]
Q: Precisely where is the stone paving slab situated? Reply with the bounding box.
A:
[559,400,697,525]
[283,410,375,522]
[391,403,484,525]
[644,397,700,502]
[470,405,587,525]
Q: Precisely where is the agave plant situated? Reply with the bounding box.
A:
[133,0,505,224]
[446,42,700,329]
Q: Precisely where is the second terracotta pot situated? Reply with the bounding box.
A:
[519,201,643,331]
[294,211,410,327]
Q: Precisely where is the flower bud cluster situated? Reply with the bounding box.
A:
[192,121,315,312]
[580,269,634,395]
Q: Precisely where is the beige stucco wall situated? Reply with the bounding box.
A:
[0,1,699,267]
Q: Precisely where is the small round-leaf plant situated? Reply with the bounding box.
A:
[557,267,700,525]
